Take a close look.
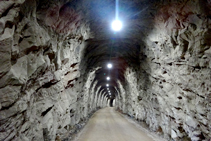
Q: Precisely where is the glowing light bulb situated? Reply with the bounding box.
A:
[112,20,122,31]
[107,77,110,80]
[107,63,112,69]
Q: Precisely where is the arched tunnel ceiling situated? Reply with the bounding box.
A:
[1,0,211,140]
[36,0,209,99]
[82,38,141,98]
[82,0,156,39]
[79,0,155,98]
[36,0,154,99]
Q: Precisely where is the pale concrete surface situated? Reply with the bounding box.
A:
[75,107,161,141]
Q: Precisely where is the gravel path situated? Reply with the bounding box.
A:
[75,107,163,141]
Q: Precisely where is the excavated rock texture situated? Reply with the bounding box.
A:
[115,1,211,141]
[0,0,106,140]
[1,0,211,140]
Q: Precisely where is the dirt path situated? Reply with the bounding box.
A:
[75,107,163,141]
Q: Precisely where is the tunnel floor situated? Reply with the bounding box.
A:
[75,107,162,141]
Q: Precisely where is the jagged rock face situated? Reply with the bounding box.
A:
[0,0,211,140]
[0,0,107,140]
[115,0,211,140]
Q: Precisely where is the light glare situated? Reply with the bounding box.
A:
[107,63,112,69]
[107,77,110,80]
[112,20,122,31]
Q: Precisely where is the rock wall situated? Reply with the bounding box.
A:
[115,1,211,140]
[0,0,107,140]
[1,0,211,140]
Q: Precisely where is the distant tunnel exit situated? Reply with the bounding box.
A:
[109,99,114,107]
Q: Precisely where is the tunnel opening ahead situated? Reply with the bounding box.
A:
[1,0,211,140]
[109,99,114,107]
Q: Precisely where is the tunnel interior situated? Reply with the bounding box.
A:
[0,0,211,140]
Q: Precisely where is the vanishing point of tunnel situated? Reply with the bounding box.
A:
[0,0,211,140]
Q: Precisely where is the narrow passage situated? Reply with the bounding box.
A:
[75,107,156,141]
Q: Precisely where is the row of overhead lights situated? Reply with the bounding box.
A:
[106,63,112,96]
[106,0,122,97]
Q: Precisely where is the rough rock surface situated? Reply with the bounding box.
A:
[0,0,107,140]
[115,1,211,140]
[0,0,211,141]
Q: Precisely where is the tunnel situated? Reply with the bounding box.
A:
[0,0,211,140]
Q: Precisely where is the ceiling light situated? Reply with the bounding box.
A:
[106,84,109,87]
[107,77,110,80]
[107,63,112,69]
[111,20,122,31]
